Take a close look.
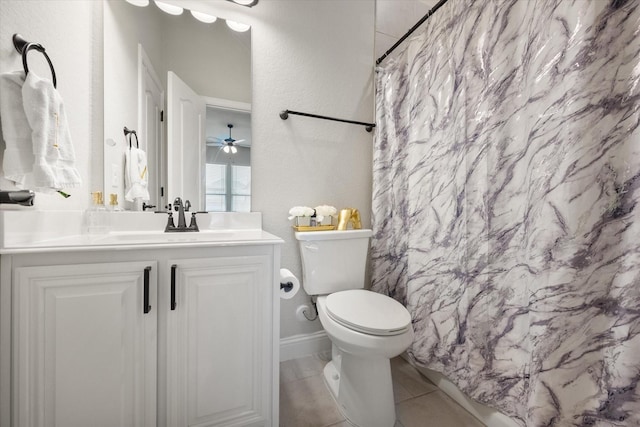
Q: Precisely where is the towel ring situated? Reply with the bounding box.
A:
[124,126,139,149]
[12,34,57,89]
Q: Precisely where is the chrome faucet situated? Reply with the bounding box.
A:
[165,197,199,232]
[0,190,35,206]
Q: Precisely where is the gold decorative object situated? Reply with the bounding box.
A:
[293,225,336,232]
[337,208,362,230]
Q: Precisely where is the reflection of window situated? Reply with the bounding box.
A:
[205,164,226,211]
[205,163,251,212]
[231,165,251,212]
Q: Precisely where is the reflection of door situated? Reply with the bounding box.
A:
[167,72,206,209]
[139,45,164,208]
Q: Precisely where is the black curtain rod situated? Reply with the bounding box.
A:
[375,0,450,65]
[279,110,376,132]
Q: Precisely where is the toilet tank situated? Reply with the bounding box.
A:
[295,229,373,295]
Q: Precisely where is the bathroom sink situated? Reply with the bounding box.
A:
[0,211,282,253]
[99,230,238,243]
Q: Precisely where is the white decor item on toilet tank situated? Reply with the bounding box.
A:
[295,229,414,427]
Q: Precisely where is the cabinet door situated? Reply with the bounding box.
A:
[13,262,157,427]
[166,256,272,427]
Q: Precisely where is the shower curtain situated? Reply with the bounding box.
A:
[371,1,639,426]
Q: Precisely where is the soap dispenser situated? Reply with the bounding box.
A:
[84,191,109,234]
[108,193,123,212]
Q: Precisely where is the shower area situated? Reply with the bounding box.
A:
[371,0,639,426]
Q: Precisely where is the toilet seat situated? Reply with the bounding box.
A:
[324,290,412,336]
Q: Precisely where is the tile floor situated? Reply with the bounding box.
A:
[280,354,486,427]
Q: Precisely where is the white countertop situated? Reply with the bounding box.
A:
[0,210,283,254]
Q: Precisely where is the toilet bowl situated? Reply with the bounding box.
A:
[316,291,413,427]
[295,230,414,427]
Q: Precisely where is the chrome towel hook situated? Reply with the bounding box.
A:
[12,33,57,88]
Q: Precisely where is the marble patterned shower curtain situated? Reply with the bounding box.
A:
[371,1,640,425]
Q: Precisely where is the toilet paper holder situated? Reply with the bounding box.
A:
[280,281,294,292]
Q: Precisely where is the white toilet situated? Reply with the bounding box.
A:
[295,229,414,427]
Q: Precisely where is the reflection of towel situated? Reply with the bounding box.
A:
[0,71,34,187]
[125,147,150,201]
[21,72,82,191]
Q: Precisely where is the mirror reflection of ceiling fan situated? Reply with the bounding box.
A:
[206,123,246,154]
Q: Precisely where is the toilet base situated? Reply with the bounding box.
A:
[323,350,396,427]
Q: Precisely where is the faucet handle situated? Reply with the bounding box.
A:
[188,212,200,232]
[164,211,176,232]
[184,200,191,212]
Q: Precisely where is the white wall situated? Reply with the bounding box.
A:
[0,0,375,340]
[374,0,439,59]
[251,1,375,338]
[0,0,102,210]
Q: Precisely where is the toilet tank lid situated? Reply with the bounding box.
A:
[295,229,372,241]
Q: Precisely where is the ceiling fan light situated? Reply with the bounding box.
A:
[223,145,231,154]
[231,146,238,154]
[154,0,183,15]
[191,10,217,23]
[125,0,150,6]
[226,19,251,32]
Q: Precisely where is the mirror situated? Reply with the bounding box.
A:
[103,0,251,212]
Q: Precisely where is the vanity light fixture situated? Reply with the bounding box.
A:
[191,10,218,24]
[226,0,259,7]
[125,0,150,6]
[226,19,251,32]
[154,0,183,15]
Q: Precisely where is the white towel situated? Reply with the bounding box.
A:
[124,147,150,202]
[21,72,82,191]
[0,71,35,187]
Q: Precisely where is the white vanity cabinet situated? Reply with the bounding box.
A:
[166,256,273,427]
[12,261,158,427]
[0,240,281,427]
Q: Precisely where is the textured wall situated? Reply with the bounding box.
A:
[0,0,102,210]
[251,0,375,338]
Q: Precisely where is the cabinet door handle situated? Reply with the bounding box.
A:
[144,266,152,314]
[171,264,177,310]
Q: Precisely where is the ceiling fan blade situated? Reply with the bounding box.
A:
[233,139,246,145]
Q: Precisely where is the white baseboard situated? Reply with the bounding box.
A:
[280,331,331,362]
[403,355,521,427]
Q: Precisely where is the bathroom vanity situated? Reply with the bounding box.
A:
[0,211,282,427]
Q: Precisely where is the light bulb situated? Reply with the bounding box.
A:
[191,10,217,23]
[223,145,231,154]
[125,0,150,6]
[226,19,251,32]
[231,146,238,154]
[154,0,183,15]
